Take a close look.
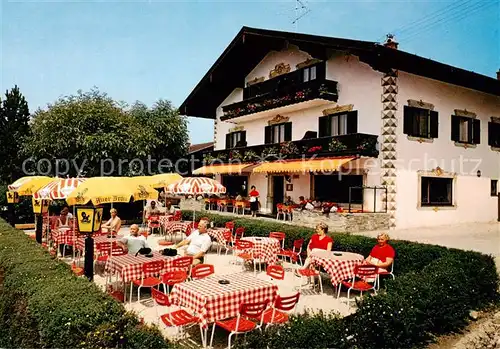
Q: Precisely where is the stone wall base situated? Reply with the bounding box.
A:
[291,209,390,233]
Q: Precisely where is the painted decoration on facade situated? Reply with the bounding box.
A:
[269,63,291,79]
[268,114,290,125]
[322,104,354,116]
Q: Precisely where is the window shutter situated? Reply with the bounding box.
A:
[489,122,500,147]
[240,131,247,145]
[346,111,358,134]
[318,116,330,137]
[225,133,232,149]
[284,122,292,141]
[264,126,272,144]
[429,110,439,138]
[451,115,460,142]
[471,119,480,144]
[403,106,414,136]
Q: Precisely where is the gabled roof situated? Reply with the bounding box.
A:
[188,141,214,154]
[180,26,500,119]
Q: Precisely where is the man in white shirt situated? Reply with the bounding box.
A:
[116,224,149,255]
[174,219,211,265]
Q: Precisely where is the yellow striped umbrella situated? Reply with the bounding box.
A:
[8,176,55,196]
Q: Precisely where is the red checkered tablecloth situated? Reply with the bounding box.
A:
[207,228,230,245]
[50,228,76,245]
[240,237,281,265]
[159,215,173,228]
[165,221,192,235]
[170,272,277,327]
[105,252,183,283]
[75,235,122,251]
[310,251,364,285]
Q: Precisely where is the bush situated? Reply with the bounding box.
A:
[0,219,172,349]
[185,211,499,349]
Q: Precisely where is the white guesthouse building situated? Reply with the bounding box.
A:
[181,27,500,230]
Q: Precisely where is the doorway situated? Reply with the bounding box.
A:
[272,176,285,214]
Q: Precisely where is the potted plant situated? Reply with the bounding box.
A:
[279,142,299,157]
[243,150,258,162]
[229,150,242,161]
[261,146,279,160]
[329,139,347,152]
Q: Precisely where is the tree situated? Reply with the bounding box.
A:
[23,89,189,177]
[128,100,189,174]
[0,86,31,183]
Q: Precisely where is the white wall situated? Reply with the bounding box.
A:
[214,89,243,150]
[395,72,500,228]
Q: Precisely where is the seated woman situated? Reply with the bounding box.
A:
[312,198,322,209]
[101,208,122,235]
[365,233,395,272]
[55,208,71,230]
[295,222,333,275]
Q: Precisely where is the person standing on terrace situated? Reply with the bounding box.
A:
[249,185,260,217]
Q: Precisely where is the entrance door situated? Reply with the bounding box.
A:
[272,176,285,214]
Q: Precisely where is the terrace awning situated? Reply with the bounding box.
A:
[252,157,356,173]
[193,163,254,175]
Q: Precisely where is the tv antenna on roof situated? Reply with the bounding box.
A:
[292,0,311,32]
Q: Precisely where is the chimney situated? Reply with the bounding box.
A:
[497,69,500,80]
[383,34,398,50]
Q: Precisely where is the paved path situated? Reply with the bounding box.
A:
[355,222,500,274]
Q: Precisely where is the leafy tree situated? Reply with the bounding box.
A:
[0,86,31,183]
[23,89,189,177]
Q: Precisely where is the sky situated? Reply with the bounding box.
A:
[1,0,499,144]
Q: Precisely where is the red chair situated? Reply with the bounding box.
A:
[269,232,286,249]
[218,230,233,255]
[172,256,193,272]
[266,264,285,281]
[130,260,164,303]
[296,268,323,294]
[148,215,160,234]
[225,221,235,233]
[151,288,201,340]
[234,239,257,274]
[173,210,182,221]
[278,239,304,265]
[184,223,194,238]
[209,300,269,349]
[234,227,245,242]
[95,242,112,263]
[190,264,215,280]
[261,293,300,330]
[338,265,378,303]
[161,270,188,293]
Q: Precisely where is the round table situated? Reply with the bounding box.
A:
[240,237,281,265]
[309,250,364,285]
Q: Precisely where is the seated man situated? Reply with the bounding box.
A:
[284,196,295,206]
[365,233,395,272]
[116,224,149,255]
[144,200,161,221]
[173,219,211,265]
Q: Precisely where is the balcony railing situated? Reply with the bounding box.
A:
[221,78,338,121]
[200,133,379,164]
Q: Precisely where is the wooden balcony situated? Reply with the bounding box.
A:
[201,133,379,164]
[221,78,338,121]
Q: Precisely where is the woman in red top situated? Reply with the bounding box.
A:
[249,185,259,217]
[296,223,333,274]
[366,233,395,271]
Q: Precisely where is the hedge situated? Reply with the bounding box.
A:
[184,211,499,349]
[0,219,172,349]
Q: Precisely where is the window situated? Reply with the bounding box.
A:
[314,174,363,203]
[318,111,358,137]
[225,131,246,149]
[420,177,453,206]
[491,180,498,197]
[221,175,248,197]
[303,65,317,82]
[265,122,292,144]
[403,106,439,139]
[488,121,500,148]
[451,115,480,144]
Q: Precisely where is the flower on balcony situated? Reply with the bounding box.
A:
[295,91,305,99]
[328,139,347,152]
[279,141,299,156]
[318,84,329,95]
[247,104,257,112]
[229,150,243,161]
[203,153,216,164]
[243,150,258,162]
[307,145,323,153]
[356,137,377,151]
[261,146,279,160]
